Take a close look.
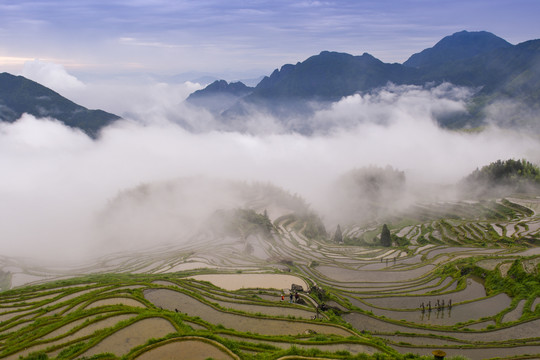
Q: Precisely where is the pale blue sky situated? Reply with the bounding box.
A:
[0,0,539,79]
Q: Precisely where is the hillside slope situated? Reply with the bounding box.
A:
[0,72,120,137]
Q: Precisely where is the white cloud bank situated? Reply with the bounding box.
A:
[1,83,539,263]
[21,59,86,93]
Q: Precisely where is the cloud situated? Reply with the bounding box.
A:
[310,82,473,131]
[484,98,540,132]
[65,77,205,120]
[21,59,85,93]
[1,83,539,263]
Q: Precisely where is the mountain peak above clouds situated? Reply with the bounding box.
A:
[187,80,253,99]
[185,80,254,115]
[183,30,540,134]
[0,72,120,138]
[249,50,415,101]
[4,30,536,139]
[404,30,513,68]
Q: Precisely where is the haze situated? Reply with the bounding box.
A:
[1,74,540,262]
[2,0,540,263]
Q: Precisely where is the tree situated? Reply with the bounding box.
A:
[380,224,392,247]
[332,224,343,243]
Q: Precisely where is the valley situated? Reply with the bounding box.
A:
[1,196,538,359]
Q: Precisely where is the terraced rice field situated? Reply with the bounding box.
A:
[0,197,539,359]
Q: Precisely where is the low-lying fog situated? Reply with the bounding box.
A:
[2,67,540,263]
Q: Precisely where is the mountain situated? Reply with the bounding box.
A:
[188,80,253,99]
[250,51,418,101]
[406,33,539,92]
[219,51,419,124]
[412,36,540,127]
[192,31,540,132]
[403,30,512,69]
[480,39,540,104]
[247,31,538,107]
[0,72,120,137]
[186,80,254,115]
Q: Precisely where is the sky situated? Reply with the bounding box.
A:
[1,0,539,80]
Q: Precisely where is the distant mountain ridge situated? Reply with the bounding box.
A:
[189,30,540,131]
[250,51,417,100]
[0,72,120,137]
[186,80,254,115]
[2,30,539,137]
[187,80,253,99]
[403,30,513,69]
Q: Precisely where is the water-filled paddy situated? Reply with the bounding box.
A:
[221,334,379,355]
[501,299,526,323]
[188,273,308,291]
[212,298,315,318]
[532,297,540,311]
[1,292,58,306]
[144,288,354,337]
[160,261,218,272]
[344,312,540,343]
[406,277,457,295]
[465,320,496,330]
[2,314,137,360]
[0,310,32,322]
[425,247,503,259]
[84,297,146,309]
[1,199,539,359]
[345,276,450,295]
[42,315,101,340]
[363,277,485,309]
[348,292,511,326]
[377,334,466,346]
[391,343,540,360]
[476,258,507,271]
[134,338,238,360]
[81,317,176,357]
[0,320,31,335]
[315,264,435,283]
[50,313,137,343]
[10,273,53,288]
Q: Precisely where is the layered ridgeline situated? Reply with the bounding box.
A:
[190,31,540,131]
[186,80,254,115]
[0,72,120,137]
[3,30,539,137]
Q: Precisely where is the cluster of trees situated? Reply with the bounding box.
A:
[465,159,540,184]
[380,224,392,247]
[210,208,274,239]
[300,213,328,240]
[332,223,409,248]
[332,224,343,243]
[462,159,540,197]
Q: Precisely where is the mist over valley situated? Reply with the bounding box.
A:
[1,25,540,360]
